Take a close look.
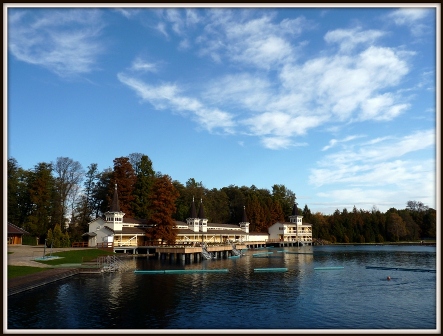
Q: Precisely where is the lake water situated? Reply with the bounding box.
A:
[7,245,438,332]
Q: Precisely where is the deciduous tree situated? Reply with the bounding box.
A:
[53,157,84,229]
[148,174,179,244]
[110,157,136,217]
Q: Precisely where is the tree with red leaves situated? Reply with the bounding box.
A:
[109,157,137,217]
[148,174,179,245]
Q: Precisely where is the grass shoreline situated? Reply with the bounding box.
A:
[8,249,114,279]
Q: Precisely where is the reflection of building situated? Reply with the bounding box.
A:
[268,202,312,245]
[84,185,312,249]
[7,222,29,245]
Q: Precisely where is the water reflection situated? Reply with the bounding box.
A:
[7,245,436,330]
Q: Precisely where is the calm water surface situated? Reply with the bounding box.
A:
[7,245,438,331]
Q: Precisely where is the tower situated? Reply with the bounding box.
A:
[239,205,250,234]
[104,184,125,231]
[198,198,208,233]
[186,197,200,233]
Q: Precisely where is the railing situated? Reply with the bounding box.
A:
[231,243,242,256]
[96,242,113,249]
[114,241,138,247]
[96,255,130,272]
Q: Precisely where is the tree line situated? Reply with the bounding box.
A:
[7,154,436,245]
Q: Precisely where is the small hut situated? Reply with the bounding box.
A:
[7,222,30,245]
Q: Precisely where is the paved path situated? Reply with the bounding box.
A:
[7,245,91,267]
[7,245,93,296]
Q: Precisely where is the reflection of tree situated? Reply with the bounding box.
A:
[387,213,407,242]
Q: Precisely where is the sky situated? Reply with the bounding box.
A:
[4,4,439,216]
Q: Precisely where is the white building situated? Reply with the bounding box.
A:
[84,184,149,248]
[268,202,313,245]
[84,185,312,249]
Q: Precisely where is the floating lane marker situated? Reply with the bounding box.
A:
[366,266,436,273]
[254,268,288,272]
[314,266,344,270]
[134,270,165,274]
[134,269,229,274]
[252,252,274,256]
[285,252,314,255]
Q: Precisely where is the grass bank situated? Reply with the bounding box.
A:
[8,249,114,279]
[36,249,114,265]
[8,265,50,279]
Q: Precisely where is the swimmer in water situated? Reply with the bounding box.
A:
[387,276,391,281]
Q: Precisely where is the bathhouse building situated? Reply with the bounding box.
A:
[84,184,150,248]
[268,201,313,245]
[84,185,312,250]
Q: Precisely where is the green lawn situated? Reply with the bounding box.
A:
[8,265,51,279]
[8,249,115,279]
[35,249,114,265]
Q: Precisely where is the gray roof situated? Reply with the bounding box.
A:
[82,232,97,237]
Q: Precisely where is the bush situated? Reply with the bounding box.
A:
[47,224,71,248]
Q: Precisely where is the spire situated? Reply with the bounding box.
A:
[242,205,248,222]
[292,197,298,216]
[111,184,120,212]
[198,198,206,219]
[189,196,197,218]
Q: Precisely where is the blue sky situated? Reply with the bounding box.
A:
[5,5,439,215]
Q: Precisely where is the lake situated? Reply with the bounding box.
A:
[7,244,438,332]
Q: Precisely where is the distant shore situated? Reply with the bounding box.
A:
[327,242,436,246]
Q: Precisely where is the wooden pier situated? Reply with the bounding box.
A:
[154,244,247,262]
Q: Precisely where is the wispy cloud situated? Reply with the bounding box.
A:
[324,27,385,53]
[310,129,435,187]
[130,57,159,73]
[8,9,105,77]
[322,135,364,151]
[118,10,423,150]
[310,129,435,211]
[117,73,236,134]
[387,8,434,37]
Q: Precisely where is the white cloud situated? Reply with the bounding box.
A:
[388,8,430,26]
[114,8,141,19]
[8,9,104,77]
[120,11,423,151]
[324,27,385,52]
[387,8,434,37]
[117,73,236,134]
[310,129,435,187]
[131,58,159,73]
[322,135,363,151]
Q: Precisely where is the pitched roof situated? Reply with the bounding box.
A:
[198,198,206,219]
[291,202,298,216]
[189,197,197,218]
[8,222,29,235]
[111,184,120,212]
[241,205,249,222]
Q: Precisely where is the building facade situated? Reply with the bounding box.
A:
[268,202,313,245]
[85,185,312,249]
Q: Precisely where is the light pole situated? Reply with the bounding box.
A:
[43,238,47,258]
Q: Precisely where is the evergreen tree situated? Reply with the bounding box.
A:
[204,188,230,223]
[75,163,100,231]
[94,168,113,217]
[7,158,32,226]
[25,162,56,240]
[132,155,155,220]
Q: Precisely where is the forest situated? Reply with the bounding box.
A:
[7,153,436,246]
